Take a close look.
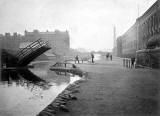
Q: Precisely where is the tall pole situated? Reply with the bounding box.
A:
[136,4,140,50]
[113,25,117,55]
[113,25,116,48]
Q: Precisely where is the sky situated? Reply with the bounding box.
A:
[0,0,157,51]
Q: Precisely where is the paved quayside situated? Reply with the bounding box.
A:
[56,56,160,116]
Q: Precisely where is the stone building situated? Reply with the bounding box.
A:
[0,33,22,70]
[114,0,160,68]
[136,0,160,68]
[0,33,22,53]
[115,23,137,58]
[121,23,137,58]
[137,0,160,50]
[0,29,70,64]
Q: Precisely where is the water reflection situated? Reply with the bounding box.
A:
[0,61,81,116]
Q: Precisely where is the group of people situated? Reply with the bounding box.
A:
[75,52,136,68]
[106,53,112,61]
[75,53,95,64]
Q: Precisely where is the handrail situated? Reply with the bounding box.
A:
[17,38,42,56]
[16,38,50,60]
[52,62,76,68]
[18,45,41,58]
[18,43,41,56]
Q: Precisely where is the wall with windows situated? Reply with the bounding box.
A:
[137,0,160,50]
[120,23,137,58]
[136,0,160,68]
[115,0,160,68]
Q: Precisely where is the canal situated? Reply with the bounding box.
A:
[0,61,81,116]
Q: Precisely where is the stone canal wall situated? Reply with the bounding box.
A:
[136,48,160,68]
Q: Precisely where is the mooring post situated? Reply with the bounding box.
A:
[126,59,128,68]
[128,59,130,68]
[123,58,125,67]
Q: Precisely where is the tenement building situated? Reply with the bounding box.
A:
[114,0,160,68]
[0,33,22,53]
[136,0,160,68]
[0,29,70,56]
[0,29,70,64]
[115,22,137,58]
[121,23,137,58]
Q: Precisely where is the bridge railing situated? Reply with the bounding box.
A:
[16,38,50,60]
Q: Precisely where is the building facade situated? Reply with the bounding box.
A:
[0,29,70,57]
[121,23,137,58]
[136,0,160,68]
[0,33,22,53]
[114,0,160,68]
[137,0,160,50]
[115,22,137,58]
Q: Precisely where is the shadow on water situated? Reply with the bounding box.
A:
[17,68,46,83]
[1,68,48,87]
[1,68,51,91]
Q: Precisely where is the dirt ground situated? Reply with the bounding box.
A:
[56,57,160,116]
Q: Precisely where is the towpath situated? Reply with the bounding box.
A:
[57,56,160,116]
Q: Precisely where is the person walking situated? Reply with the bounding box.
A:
[110,54,112,61]
[91,53,94,63]
[106,53,109,60]
[131,57,135,68]
[75,55,79,63]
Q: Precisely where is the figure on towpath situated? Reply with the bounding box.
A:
[91,53,94,63]
[131,57,135,68]
[106,53,109,60]
[75,55,79,63]
[110,54,112,61]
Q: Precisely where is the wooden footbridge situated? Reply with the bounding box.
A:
[50,62,84,77]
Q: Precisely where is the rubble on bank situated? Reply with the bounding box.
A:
[37,73,87,116]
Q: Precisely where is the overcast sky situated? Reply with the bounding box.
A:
[0,0,157,51]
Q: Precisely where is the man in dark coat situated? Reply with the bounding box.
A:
[131,57,135,68]
[75,55,79,63]
[91,53,94,63]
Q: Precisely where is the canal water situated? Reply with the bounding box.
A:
[0,61,81,116]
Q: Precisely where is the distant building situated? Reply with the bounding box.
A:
[116,36,122,57]
[121,23,138,58]
[0,33,22,53]
[112,26,117,55]
[114,22,137,58]
[0,29,70,57]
